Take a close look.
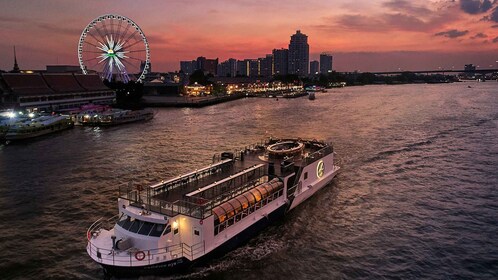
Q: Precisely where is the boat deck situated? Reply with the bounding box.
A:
[118,139,333,218]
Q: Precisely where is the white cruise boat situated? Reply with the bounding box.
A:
[5,115,74,141]
[87,138,340,277]
[76,108,153,126]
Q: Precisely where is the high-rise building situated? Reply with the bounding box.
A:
[310,60,319,75]
[248,59,259,77]
[259,54,273,77]
[180,60,196,75]
[237,60,249,76]
[320,53,333,74]
[288,30,309,76]
[196,57,219,75]
[272,48,288,76]
[218,58,237,77]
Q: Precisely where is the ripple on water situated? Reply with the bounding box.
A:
[1,83,498,279]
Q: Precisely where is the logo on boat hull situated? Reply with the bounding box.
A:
[317,160,324,178]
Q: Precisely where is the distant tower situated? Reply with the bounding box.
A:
[320,53,333,74]
[288,30,309,76]
[12,46,20,73]
[310,60,319,75]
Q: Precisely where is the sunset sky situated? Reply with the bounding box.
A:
[0,0,497,72]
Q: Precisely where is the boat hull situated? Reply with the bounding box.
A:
[99,203,288,278]
[5,123,73,140]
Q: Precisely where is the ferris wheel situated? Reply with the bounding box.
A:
[78,14,150,83]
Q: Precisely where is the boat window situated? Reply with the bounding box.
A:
[251,188,262,202]
[255,185,269,198]
[117,214,131,229]
[235,196,248,210]
[163,225,171,235]
[228,198,243,213]
[213,206,227,223]
[242,192,257,205]
[128,219,141,233]
[150,223,164,237]
[118,215,134,230]
[138,221,154,235]
[194,229,200,236]
[173,227,179,235]
[220,202,235,218]
[304,172,308,180]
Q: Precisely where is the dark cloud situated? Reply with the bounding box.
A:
[37,23,81,36]
[331,9,459,33]
[435,29,469,38]
[493,36,498,42]
[459,0,493,14]
[334,14,386,32]
[320,1,460,34]
[471,32,488,38]
[383,0,432,15]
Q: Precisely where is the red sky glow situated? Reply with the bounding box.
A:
[0,0,497,72]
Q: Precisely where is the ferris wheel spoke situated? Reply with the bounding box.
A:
[126,49,146,53]
[126,56,146,62]
[79,14,149,82]
[101,20,111,42]
[120,57,141,71]
[123,38,144,50]
[83,56,100,63]
[86,32,106,47]
[123,30,140,47]
[82,50,104,54]
[83,40,102,49]
[110,18,115,38]
[93,26,110,47]
[116,23,131,47]
[114,20,124,45]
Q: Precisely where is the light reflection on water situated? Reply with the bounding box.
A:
[0,82,497,279]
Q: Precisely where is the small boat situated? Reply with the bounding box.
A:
[5,115,74,141]
[308,92,316,100]
[77,108,154,126]
[86,138,340,278]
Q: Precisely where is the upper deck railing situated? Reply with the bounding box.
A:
[118,138,333,219]
[118,163,268,219]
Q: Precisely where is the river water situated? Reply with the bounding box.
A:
[1,82,497,279]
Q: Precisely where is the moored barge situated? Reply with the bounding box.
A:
[87,138,340,277]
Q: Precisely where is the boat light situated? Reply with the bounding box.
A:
[28,113,35,118]
[172,221,178,229]
[7,112,16,118]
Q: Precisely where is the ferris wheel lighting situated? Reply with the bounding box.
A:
[78,14,150,83]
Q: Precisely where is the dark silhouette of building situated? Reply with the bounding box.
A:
[320,53,333,74]
[259,55,273,77]
[236,60,249,76]
[288,30,309,76]
[310,60,319,75]
[272,48,289,76]
[46,65,81,73]
[11,46,20,73]
[218,58,237,77]
[0,73,114,111]
[180,60,196,75]
[196,56,218,75]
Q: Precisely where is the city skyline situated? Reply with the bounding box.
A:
[0,0,497,72]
